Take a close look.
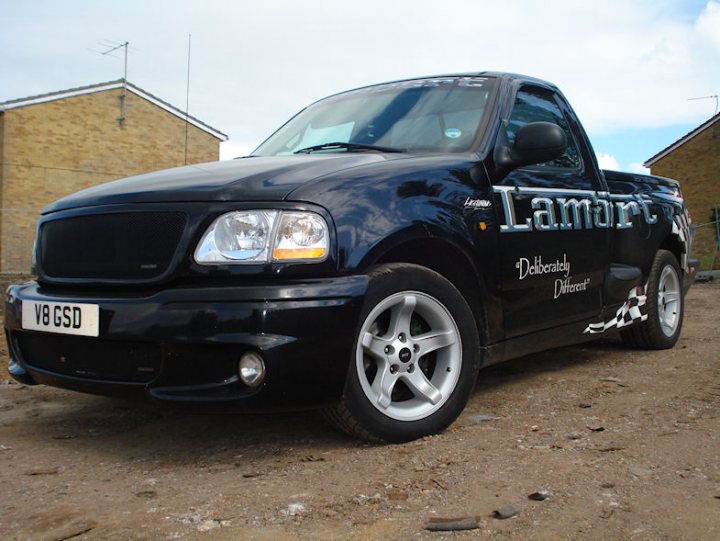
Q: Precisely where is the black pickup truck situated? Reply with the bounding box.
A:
[5,73,695,442]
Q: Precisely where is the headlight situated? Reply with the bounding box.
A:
[272,212,328,261]
[194,211,278,263]
[194,210,328,265]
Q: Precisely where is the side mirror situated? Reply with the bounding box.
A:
[494,121,567,172]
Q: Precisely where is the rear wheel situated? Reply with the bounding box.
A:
[621,249,684,349]
[323,263,480,442]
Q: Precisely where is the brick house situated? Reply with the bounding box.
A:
[644,113,720,268]
[0,80,227,273]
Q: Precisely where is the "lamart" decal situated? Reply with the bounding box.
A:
[494,186,658,233]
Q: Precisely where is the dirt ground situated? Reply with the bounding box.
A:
[0,283,718,540]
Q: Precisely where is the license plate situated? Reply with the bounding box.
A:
[21,300,99,337]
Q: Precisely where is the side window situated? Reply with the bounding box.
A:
[506,88,580,169]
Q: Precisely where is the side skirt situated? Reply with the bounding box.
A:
[481,319,601,368]
[481,282,649,368]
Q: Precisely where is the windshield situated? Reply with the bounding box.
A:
[253,76,496,156]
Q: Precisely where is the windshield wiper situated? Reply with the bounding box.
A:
[293,142,404,154]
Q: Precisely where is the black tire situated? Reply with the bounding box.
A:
[621,249,684,350]
[323,263,481,443]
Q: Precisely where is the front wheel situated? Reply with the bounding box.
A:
[323,263,480,442]
[621,249,684,349]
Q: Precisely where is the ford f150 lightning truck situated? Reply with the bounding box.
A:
[4,73,695,442]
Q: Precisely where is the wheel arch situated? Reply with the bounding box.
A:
[367,236,490,346]
[659,233,685,273]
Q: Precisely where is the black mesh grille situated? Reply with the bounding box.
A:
[40,212,187,280]
[16,332,161,383]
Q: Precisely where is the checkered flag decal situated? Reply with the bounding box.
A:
[672,212,691,273]
[584,285,647,334]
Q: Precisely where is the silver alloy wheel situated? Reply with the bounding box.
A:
[657,264,681,337]
[356,291,462,421]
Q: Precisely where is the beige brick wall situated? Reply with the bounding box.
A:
[0,88,221,272]
[650,124,720,225]
[0,112,5,263]
[650,123,720,264]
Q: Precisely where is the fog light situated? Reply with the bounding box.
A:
[239,352,266,387]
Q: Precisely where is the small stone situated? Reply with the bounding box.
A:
[52,520,97,540]
[568,432,584,440]
[469,414,499,423]
[587,426,606,432]
[597,446,625,452]
[601,377,620,383]
[387,489,408,501]
[425,516,479,531]
[492,506,519,519]
[23,467,59,476]
[629,467,652,478]
[281,502,307,516]
[197,519,222,532]
[135,490,157,499]
[528,491,549,501]
[579,402,592,408]
[600,482,615,489]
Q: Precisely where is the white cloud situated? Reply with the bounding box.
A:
[697,0,720,50]
[1,1,719,151]
[220,141,255,160]
[596,153,621,171]
[628,162,651,174]
[595,156,652,174]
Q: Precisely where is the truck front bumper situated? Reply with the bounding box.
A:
[4,276,368,411]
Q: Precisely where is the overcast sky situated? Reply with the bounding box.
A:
[2,0,719,172]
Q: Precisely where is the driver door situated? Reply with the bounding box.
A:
[493,86,608,338]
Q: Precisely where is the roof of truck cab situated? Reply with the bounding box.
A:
[318,72,559,101]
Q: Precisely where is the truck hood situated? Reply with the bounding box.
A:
[43,154,402,214]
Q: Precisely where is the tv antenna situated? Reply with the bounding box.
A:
[688,94,719,116]
[93,40,131,125]
[100,40,129,81]
[184,34,191,165]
